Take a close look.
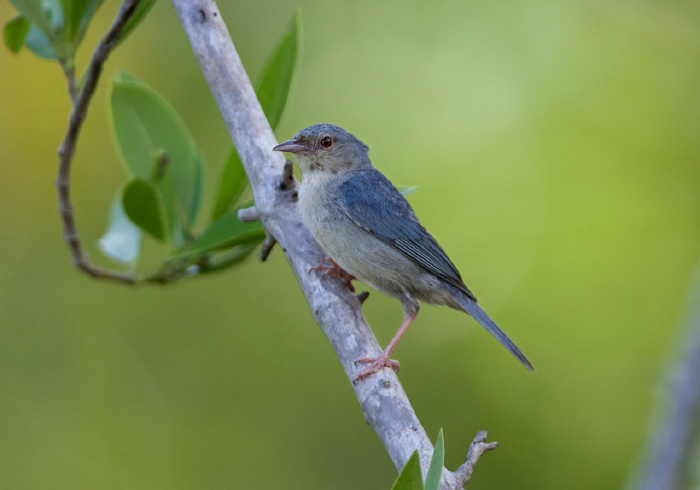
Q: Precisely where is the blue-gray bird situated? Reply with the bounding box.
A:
[274,124,534,381]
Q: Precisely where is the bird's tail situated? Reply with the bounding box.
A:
[444,284,535,371]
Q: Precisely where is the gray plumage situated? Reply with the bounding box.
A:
[274,124,533,379]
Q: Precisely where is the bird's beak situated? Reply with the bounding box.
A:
[273,139,308,154]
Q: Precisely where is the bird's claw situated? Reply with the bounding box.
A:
[310,257,356,293]
[353,355,400,382]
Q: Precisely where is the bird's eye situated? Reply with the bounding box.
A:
[320,136,333,148]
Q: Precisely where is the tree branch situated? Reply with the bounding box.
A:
[454,431,498,486]
[629,263,700,490]
[171,1,495,487]
[55,0,142,283]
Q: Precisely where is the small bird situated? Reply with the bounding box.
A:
[274,124,534,381]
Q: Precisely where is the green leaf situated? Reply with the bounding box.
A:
[117,0,155,46]
[398,186,419,197]
[8,0,61,35]
[62,0,88,41]
[114,69,140,83]
[8,0,68,60]
[175,206,265,259]
[122,177,166,240]
[99,192,141,264]
[110,73,205,245]
[3,15,30,53]
[210,147,248,220]
[69,0,104,47]
[424,429,444,490]
[210,10,301,220]
[16,0,102,55]
[24,21,57,59]
[256,8,301,130]
[200,243,260,274]
[391,450,424,490]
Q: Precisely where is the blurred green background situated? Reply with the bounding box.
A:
[2,0,700,488]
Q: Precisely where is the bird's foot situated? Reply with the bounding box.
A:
[310,257,356,293]
[353,354,400,382]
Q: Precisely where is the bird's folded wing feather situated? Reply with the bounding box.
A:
[337,169,476,300]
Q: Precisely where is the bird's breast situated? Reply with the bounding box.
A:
[298,178,352,254]
[298,177,439,300]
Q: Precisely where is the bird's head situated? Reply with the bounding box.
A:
[273,124,370,175]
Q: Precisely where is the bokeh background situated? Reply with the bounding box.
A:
[2,0,700,488]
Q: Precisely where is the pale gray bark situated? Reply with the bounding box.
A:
[170,1,495,487]
[630,265,700,490]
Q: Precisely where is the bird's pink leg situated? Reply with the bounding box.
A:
[310,257,356,293]
[354,306,419,382]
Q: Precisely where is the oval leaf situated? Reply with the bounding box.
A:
[99,193,141,264]
[3,15,30,53]
[122,177,166,241]
[24,20,57,59]
[9,0,68,59]
[110,73,204,244]
[391,450,424,490]
[8,0,60,35]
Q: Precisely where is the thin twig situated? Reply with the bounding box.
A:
[59,60,79,104]
[258,234,277,262]
[237,206,260,222]
[170,2,495,488]
[454,431,498,486]
[356,291,370,304]
[55,0,142,283]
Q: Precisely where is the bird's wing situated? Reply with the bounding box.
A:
[337,169,476,300]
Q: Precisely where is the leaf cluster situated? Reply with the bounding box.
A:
[4,2,301,283]
[4,0,153,67]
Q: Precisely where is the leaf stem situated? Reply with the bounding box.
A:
[56,0,142,283]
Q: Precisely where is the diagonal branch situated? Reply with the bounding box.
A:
[170,1,496,488]
[629,263,700,490]
[55,0,142,283]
